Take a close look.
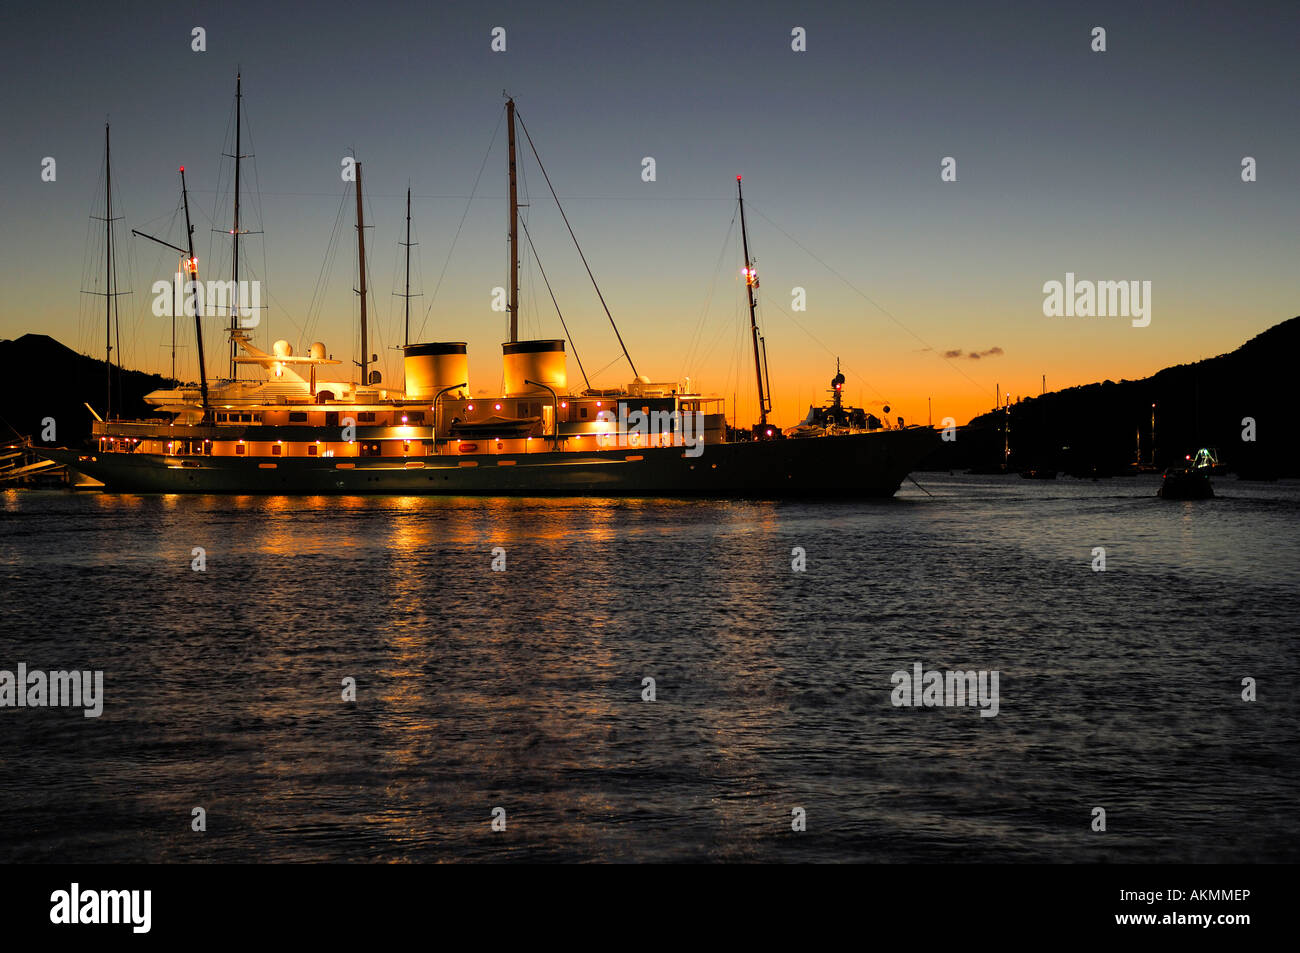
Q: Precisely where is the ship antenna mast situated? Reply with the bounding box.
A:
[506,97,520,343]
[355,159,370,386]
[228,72,242,380]
[180,168,212,422]
[88,123,131,420]
[104,123,115,420]
[737,175,770,427]
[403,186,412,347]
[392,184,422,393]
[129,166,210,421]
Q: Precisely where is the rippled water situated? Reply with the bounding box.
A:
[1,474,1297,862]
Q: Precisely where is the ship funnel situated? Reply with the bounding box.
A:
[404,342,469,399]
[503,340,566,397]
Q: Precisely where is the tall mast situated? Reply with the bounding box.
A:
[394,185,420,392]
[506,97,519,343]
[737,176,768,426]
[180,167,211,421]
[355,160,369,386]
[228,72,242,380]
[404,187,411,347]
[170,261,177,382]
[104,123,114,420]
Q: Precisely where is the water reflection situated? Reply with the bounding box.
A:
[1,480,1297,862]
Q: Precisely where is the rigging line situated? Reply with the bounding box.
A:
[416,110,504,342]
[180,189,735,201]
[681,210,738,379]
[759,291,888,403]
[241,97,272,347]
[694,270,744,374]
[519,216,591,392]
[514,109,638,379]
[745,202,991,396]
[303,185,350,343]
[588,354,626,380]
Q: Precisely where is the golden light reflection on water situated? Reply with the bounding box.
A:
[58,491,790,857]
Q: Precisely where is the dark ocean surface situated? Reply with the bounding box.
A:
[1,473,1297,862]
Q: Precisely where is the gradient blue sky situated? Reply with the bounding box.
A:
[1,0,1296,425]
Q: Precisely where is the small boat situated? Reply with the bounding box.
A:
[1158,448,1217,499]
[1019,467,1057,480]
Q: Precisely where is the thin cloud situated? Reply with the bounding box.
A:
[942,346,1004,359]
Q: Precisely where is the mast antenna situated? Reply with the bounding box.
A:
[355,160,370,386]
[506,98,520,343]
[105,123,115,419]
[180,167,212,421]
[737,175,770,427]
[393,185,422,348]
[404,187,412,347]
[229,73,242,380]
[84,123,132,420]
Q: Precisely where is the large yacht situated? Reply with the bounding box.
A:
[41,91,938,496]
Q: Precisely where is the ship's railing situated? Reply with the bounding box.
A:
[93,420,221,439]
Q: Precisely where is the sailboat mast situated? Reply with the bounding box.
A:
[104,123,114,420]
[229,73,242,381]
[737,176,767,426]
[355,161,369,386]
[171,267,177,383]
[180,168,211,421]
[404,186,411,347]
[506,97,519,343]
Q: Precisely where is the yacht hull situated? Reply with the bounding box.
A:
[41,427,939,498]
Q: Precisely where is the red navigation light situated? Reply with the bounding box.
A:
[736,175,742,181]
[179,166,184,172]
[186,256,199,273]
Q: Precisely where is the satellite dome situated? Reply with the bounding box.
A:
[309,342,327,360]
[273,339,293,357]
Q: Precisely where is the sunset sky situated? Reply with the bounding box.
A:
[1,0,1295,426]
